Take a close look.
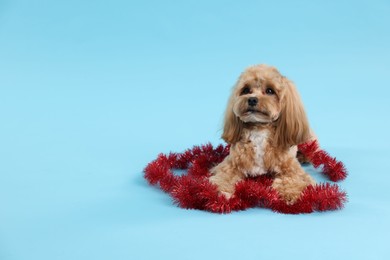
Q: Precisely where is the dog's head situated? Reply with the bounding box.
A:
[222,64,310,149]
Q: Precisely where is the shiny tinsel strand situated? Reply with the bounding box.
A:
[144,142,348,214]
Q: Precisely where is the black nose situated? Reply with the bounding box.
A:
[248,97,258,107]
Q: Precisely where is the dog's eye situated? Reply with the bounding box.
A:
[265,88,275,95]
[241,86,251,95]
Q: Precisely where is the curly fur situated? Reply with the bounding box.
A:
[210,64,316,204]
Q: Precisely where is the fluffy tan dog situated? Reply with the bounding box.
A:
[209,64,315,204]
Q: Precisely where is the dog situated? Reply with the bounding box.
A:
[209,64,316,204]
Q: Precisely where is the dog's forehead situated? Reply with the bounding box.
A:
[239,65,284,88]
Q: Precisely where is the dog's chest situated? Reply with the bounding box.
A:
[245,131,269,177]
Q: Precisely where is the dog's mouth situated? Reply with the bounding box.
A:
[239,108,275,123]
[245,108,270,117]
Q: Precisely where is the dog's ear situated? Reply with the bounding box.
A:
[222,92,243,144]
[274,78,310,149]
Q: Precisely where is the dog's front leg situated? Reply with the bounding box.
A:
[209,157,245,199]
[271,157,315,205]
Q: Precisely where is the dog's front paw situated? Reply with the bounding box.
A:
[272,178,306,205]
[209,176,234,199]
[279,192,301,205]
[220,191,233,199]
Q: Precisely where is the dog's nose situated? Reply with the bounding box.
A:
[248,97,258,107]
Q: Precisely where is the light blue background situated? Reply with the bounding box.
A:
[1,0,389,259]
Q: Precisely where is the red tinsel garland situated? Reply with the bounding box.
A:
[144,141,347,214]
[298,141,347,182]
